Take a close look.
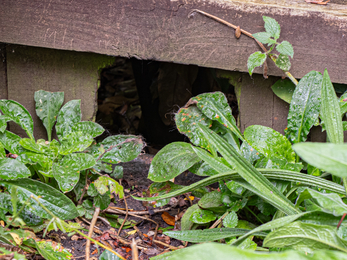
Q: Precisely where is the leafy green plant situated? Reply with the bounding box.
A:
[134,15,347,259]
[0,90,144,258]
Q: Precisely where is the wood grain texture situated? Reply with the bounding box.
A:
[6,45,114,139]
[1,0,347,83]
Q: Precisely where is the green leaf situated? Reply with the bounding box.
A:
[300,188,347,217]
[94,176,124,199]
[271,78,296,103]
[53,153,96,193]
[263,16,281,39]
[263,221,347,253]
[0,158,31,180]
[72,121,104,138]
[99,250,121,260]
[148,142,200,182]
[0,100,34,139]
[94,191,111,210]
[191,92,243,141]
[34,90,64,141]
[0,178,78,219]
[165,228,266,243]
[19,138,45,153]
[275,54,291,71]
[252,32,273,44]
[244,125,296,163]
[181,204,199,230]
[197,124,300,215]
[190,208,216,224]
[0,131,22,154]
[293,142,347,179]
[0,143,5,158]
[276,41,294,58]
[198,191,227,213]
[101,135,143,164]
[0,112,6,133]
[247,51,267,76]
[175,106,213,150]
[286,71,323,143]
[59,131,94,155]
[321,69,343,144]
[223,211,238,228]
[55,100,81,139]
[151,243,347,260]
[35,240,72,260]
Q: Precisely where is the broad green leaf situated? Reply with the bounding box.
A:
[293,142,347,179]
[190,208,216,224]
[19,138,45,153]
[286,71,323,143]
[0,143,5,158]
[223,211,238,228]
[34,90,64,141]
[59,131,94,155]
[231,211,312,246]
[244,125,295,162]
[0,131,22,154]
[275,54,291,71]
[151,243,347,260]
[134,168,345,202]
[271,78,296,104]
[148,142,200,182]
[198,124,300,215]
[193,161,219,177]
[101,135,143,164]
[263,16,281,39]
[99,250,121,260]
[276,41,294,58]
[247,51,266,76]
[263,221,347,253]
[301,188,347,216]
[252,32,273,44]
[94,191,111,210]
[35,240,72,260]
[55,99,81,139]
[18,152,52,175]
[175,106,213,149]
[165,228,266,243]
[321,69,343,144]
[0,112,6,133]
[72,121,104,138]
[198,191,227,213]
[0,178,78,219]
[181,204,199,230]
[240,142,260,165]
[94,176,124,199]
[191,92,243,141]
[0,100,34,139]
[53,153,95,192]
[0,158,31,179]
[299,211,347,227]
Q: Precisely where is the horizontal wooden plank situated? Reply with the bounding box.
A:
[1,0,347,83]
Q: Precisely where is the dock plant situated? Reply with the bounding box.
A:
[134,16,347,260]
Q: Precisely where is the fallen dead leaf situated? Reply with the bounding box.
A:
[161,212,175,226]
[70,235,79,241]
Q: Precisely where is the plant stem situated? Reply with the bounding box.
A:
[342,177,347,198]
[188,9,298,85]
[245,206,264,224]
[5,197,31,229]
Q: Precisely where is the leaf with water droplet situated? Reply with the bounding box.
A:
[286,71,323,143]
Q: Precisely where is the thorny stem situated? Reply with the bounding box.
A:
[188,9,299,86]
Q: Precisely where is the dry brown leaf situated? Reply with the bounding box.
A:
[161,212,175,226]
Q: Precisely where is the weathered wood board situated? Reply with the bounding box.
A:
[5,45,114,139]
[1,0,347,83]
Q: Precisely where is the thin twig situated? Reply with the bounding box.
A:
[86,207,100,260]
[109,231,148,250]
[118,196,129,235]
[209,211,229,229]
[131,238,139,260]
[153,239,180,250]
[108,206,172,215]
[106,208,159,240]
[188,9,298,85]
